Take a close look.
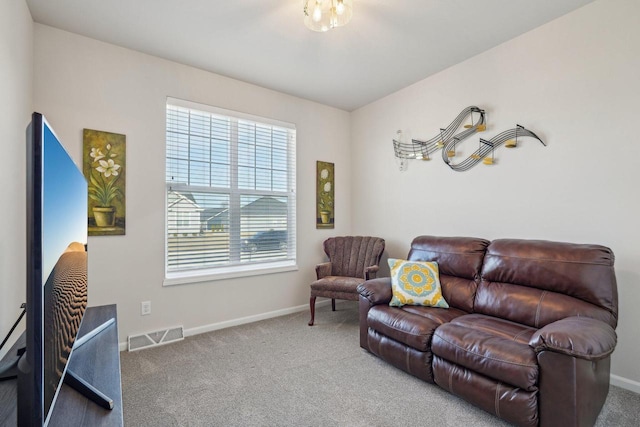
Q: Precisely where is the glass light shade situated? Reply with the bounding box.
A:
[304,0,353,32]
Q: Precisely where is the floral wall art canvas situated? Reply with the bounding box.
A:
[316,161,334,229]
[83,129,126,235]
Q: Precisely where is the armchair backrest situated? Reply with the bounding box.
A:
[323,236,385,279]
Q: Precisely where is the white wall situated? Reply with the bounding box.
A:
[33,24,351,348]
[351,0,640,386]
[0,0,33,358]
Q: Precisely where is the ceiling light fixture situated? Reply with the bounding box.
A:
[303,0,353,32]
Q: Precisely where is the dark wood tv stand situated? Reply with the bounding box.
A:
[0,304,123,426]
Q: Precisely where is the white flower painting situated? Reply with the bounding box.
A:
[317,161,334,229]
[83,129,127,236]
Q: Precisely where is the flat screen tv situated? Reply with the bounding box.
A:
[18,112,89,426]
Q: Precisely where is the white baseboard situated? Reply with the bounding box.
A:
[118,300,331,351]
[610,374,640,394]
[184,300,330,337]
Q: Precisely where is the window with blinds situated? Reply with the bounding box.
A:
[165,98,296,283]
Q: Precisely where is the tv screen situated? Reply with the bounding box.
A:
[19,112,88,426]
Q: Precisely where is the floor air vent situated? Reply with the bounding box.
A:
[128,326,184,351]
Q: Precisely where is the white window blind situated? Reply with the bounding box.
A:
[165,98,296,283]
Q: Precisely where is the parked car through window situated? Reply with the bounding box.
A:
[242,230,287,253]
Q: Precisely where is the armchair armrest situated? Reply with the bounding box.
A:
[357,277,392,305]
[315,262,332,280]
[364,265,380,280]
[529,316,617,361]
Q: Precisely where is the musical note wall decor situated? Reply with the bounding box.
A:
[393,107,545,172]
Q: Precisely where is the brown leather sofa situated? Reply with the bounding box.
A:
[357,236,618,427]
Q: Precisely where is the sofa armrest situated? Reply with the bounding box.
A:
[358,277,392,351]
[364,265,380,280]
[529,316,617,361]
[357,277,392,305]
[315,262,332,280]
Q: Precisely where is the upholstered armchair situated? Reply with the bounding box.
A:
[308,236,385,326]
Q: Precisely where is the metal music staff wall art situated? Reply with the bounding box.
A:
[393,107,545,172]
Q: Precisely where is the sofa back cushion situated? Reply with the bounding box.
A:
[408,236,490,312]
[475,239,618,329]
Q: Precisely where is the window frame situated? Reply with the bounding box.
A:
[163,97,297,286]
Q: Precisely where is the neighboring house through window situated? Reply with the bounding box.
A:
[165,98,296,285]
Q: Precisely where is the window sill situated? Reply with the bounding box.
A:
[163,260,298,286]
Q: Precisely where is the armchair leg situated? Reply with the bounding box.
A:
[308,296,316,326]
[331,299,336,311]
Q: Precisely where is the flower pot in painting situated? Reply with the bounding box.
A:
[93,206,115,227]
[320,210,331,224]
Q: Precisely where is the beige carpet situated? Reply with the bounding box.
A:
[121,301,639,426]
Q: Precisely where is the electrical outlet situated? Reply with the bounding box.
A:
[141,301,151,316]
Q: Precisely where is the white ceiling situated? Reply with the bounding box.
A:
[26,0,596,111]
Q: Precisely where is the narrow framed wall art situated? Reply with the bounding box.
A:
[83,129,126,236]
[316,161,334,229]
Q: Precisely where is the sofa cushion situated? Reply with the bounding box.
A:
[388,259,448,308]
[367,305,466,351]
[407,236,489,312]
[367,329,436,383]
[400,305,468,324]
[433,357,538,427]
[408,236,490,279]
[477,239,618,328]
[450,314,537,345]
[432,322,538,391]
[474,280,617,331]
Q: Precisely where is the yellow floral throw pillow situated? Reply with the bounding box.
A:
[388,259,449,308]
